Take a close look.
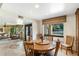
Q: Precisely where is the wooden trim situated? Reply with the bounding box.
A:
[24,25,26,41]
[75,8,79,56]
[44,34,64,37]
[75,8,79,15]
[25,24,32,26]
[42,15,66,24]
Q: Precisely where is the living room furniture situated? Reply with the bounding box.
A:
[10,34,20,40]
[0,32,9,39]
[61,36,74,54]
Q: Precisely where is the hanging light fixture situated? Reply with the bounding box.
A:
[18,15,23,19]
[17,15,24,25]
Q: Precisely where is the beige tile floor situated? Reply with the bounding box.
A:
[0,39,25,56]
[0,39,77,56]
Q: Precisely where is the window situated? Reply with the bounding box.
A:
[52,24,64,36]
[44,23,64,36]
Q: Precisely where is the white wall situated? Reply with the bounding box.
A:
[64,14,76,51]
[32,20,39,40]
[64,15,76,37]
[37,20,43,34]
[32,20,44,40]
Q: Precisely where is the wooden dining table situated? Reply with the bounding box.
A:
[25,39,56,55]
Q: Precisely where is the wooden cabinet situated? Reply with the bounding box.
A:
[75,8,79,56]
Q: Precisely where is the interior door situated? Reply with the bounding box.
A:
[24,24,32,41]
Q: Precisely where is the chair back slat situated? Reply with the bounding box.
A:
[48,36,53,42]
[54,40,60,56]
[23,41,34,56]
[66,36,74,46]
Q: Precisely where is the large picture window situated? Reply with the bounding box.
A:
[44,23,64,36]
[52,24,63,36]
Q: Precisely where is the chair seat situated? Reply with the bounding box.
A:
[48,49,55,56]
[61,44,72,47]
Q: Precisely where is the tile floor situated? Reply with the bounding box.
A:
[0,39,25,56]
[0,39,77,56]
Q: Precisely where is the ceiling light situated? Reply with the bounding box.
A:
[35,4,39,8]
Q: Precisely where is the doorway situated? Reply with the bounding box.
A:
[24,24,32,41]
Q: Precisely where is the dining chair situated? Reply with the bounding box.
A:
[54,40,60,56]
[48,36,53,42]
[27,36,32,41]
[61,35,74,54]
[23,41,34,56]
[34,44,51,56]
[46,39,60,56]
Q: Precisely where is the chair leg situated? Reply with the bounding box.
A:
[66,48,68,55]
[61,45,62,50]
[71,47,73,54]
[33,50,34,56]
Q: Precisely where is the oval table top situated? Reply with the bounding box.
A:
[33,43,55,51]
[35,40,50,45]
[34,40,55,51]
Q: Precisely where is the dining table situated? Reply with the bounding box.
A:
[25,39,56,55]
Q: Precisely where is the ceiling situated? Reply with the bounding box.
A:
[0,3,79,24]
[0,3,79,20]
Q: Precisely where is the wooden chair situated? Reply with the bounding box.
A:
[48,36,53,42]
[61,36,74,54]
[54,40,60,56]
[23,41,34,56]
[46,39,60,56]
